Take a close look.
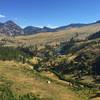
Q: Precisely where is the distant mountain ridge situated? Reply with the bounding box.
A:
[24,26,54,35]
[0,20,100,36]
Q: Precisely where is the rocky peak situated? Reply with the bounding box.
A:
[0,20,24,36]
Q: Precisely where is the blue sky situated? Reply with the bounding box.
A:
[0,0,100,27]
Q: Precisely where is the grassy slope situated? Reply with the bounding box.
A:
[0,61,84,100]
[1,23,100,47]
[14,23,100,46]
[0,23,100,100]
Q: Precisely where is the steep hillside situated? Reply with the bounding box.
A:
[0,61,84,100]
[88,31,100,40]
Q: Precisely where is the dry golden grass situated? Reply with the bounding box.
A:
[1,23,100,47]
[13,23,100,46]
[0,60,84,100]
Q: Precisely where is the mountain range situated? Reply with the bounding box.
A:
[0,20,100,36]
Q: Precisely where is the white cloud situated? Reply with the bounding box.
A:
[0,14,5,18]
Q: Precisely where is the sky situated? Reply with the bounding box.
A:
[0,0,100,28]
